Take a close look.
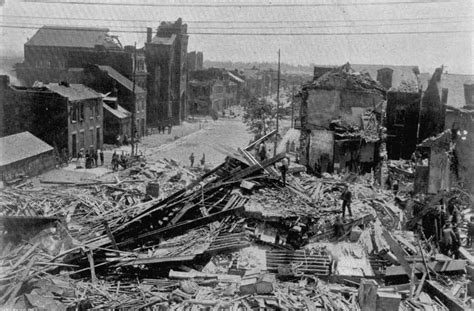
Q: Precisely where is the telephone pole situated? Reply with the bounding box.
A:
[291,86,295,128]
[131,42,137,156]
[273,49,280,156]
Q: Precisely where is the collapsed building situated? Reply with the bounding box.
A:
[1,136,474,310]
[299,63,386,176]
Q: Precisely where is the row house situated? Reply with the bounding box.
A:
[16,26,147,91]
[187,68,242,116]
[240,68,276,99]
[145,19,188,127]
[0,76,103,157]
[68,64,147,142]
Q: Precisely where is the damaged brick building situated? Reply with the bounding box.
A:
[299,63,386,175]
[0,76,103,157]
[16,26,146,89]
[188,68,242,116]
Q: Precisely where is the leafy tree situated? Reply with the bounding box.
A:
[242,97,275,138]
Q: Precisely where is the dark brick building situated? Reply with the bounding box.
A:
[0,75,103,157]
[16,26,147,90]
[145,18,188,127]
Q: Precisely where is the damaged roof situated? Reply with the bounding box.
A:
[351,64,420,92]
[419,72,474,108]
[0,132,53,168]
[305,63,387,95]
[417,129,452,149]
[313,63,420,92]
[26,26,121,49]
[97,65,145,94]
[103,102,131,119]
[151,34,177,45]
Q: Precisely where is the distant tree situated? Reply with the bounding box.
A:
[243,97,275,138]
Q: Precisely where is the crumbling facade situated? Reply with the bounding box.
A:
[445,106,474,193]
[414,130,452,194]
[299,64,386,174]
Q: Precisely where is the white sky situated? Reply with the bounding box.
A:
[0,0,473,74]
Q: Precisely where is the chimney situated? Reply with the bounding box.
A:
[376,68,394,90]
[464,83,474,107]
[147,27,153,44]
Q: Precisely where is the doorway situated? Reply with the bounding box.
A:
[72,133,77,157]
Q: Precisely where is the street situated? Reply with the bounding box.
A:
[141,116,252,167]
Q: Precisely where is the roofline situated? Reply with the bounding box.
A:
[41,25,111,32]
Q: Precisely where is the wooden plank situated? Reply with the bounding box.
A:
[382,229,413,279]
[459,247,474,264]
[244,130,277,151]
[117,206,244,247]
[424,280,466,311]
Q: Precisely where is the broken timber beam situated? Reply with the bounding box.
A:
[117,206,244,247]
[424,280,466,311]
[244,130,277,151]
[459,247,474,264]
[382,229,413,279]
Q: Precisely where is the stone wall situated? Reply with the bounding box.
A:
[0,150,55,182]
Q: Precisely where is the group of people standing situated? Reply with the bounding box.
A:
[189,153,206,167]
[111,151,131,171]
[76,148,104,169]
[157,122,172,134]
[438,201,467,259]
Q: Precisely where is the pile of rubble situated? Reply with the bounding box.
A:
[1,139,474,310]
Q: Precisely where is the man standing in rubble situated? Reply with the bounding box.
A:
[258,143,267,162]
[280,156,289,186]
[468,216,474,247]
[452,226,461,259]
[189,152,195,167]
[440,223,457,256]
[340,184,353,218]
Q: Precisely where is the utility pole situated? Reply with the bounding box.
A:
[274,49,280,156]
[131,42,137,156]
[291,86,295,128]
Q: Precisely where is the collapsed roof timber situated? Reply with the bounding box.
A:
[1,133,473,310]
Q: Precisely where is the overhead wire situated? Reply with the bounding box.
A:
[0,19,469,30]
[3,13,472,24]
[1,24,471,35]
[23,0,457,7]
